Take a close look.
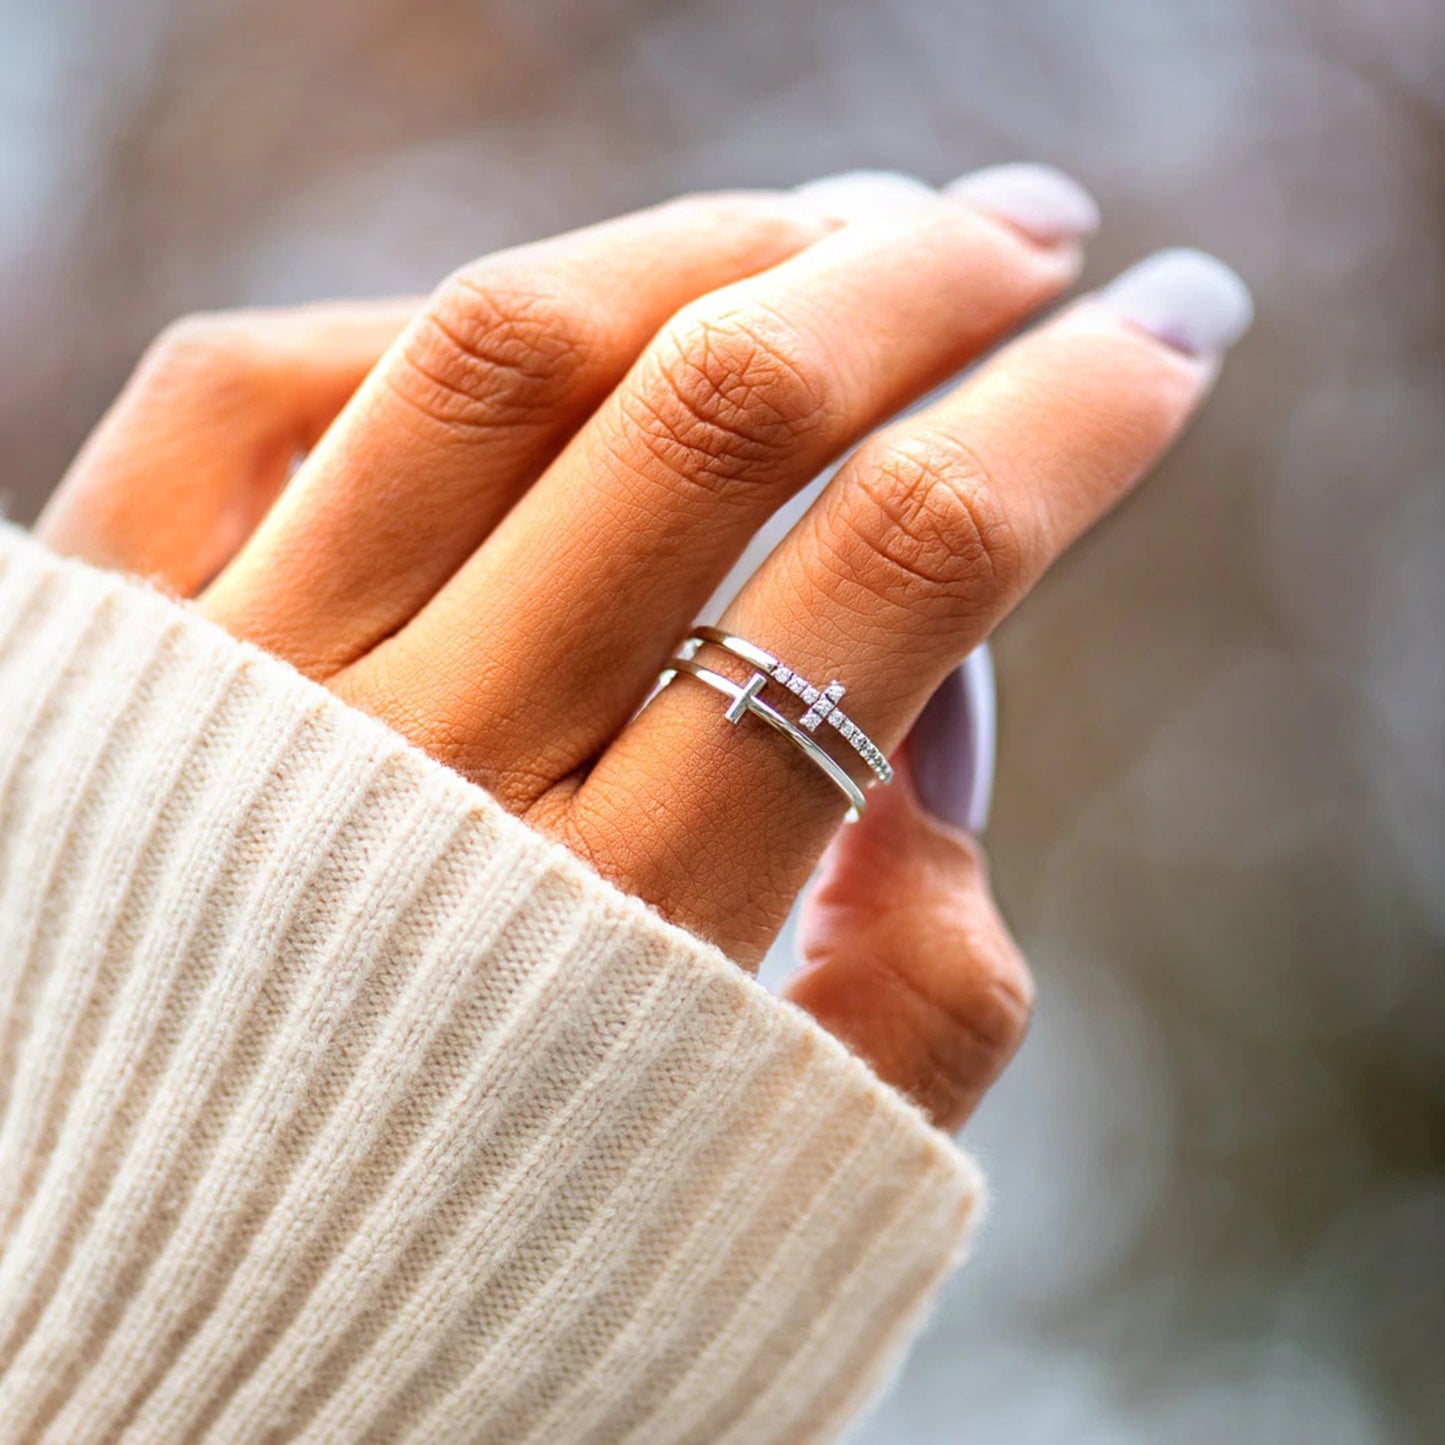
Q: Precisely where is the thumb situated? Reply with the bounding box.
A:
[784,653,1032,1131]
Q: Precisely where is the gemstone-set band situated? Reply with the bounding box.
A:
[656,626,892,820]
[691,627,893,785]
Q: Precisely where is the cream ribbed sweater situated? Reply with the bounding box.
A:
[0,524,981,1444]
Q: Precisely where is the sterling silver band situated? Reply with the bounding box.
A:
[653,626,894,821]
[690,626,893,785]
[663,656,869,821]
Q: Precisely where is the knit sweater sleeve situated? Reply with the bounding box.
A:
[0,523,982,1445]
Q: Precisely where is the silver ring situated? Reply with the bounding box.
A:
[662,657,869,821]
[690,626,893,785]
[653,627,893,820]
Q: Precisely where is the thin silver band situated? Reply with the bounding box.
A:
[663,656,869,820]
[690,626,893,785]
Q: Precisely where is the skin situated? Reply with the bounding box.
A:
[39,187,1214,1131]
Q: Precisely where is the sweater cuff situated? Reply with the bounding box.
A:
[0,524,982,1443]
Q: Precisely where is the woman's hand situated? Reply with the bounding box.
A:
[38,170,1250,1130]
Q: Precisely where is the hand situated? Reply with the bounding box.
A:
[38,169,1250,1130]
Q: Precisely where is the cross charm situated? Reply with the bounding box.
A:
[801,680,845,732]
[724,671,769,725]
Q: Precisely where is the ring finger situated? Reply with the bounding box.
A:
[579,248,1253,961]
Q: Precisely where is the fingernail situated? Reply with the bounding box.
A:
[794,169,936,223]
[912,646,996,835]
[1099,247,1254,357]
[944,162,1100,246]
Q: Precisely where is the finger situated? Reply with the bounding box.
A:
[784,747,1031,1132]
[346,167,1094,802]
[581,249,1253,961]
[36,303,414,595]
[201,193,831,675]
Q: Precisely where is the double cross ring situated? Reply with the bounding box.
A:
[656,626,892,821]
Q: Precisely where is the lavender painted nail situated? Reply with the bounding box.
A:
[912,645,996,835]
[1100,247,1254,357]
[945,162,1100,246]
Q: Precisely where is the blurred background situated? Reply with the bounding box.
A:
[1,0,1441,1440]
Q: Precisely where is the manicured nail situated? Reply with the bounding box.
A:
[794,170,935,222]
[911,646,996,835]
[945,162,1100,246]
[1099,247,1254,357]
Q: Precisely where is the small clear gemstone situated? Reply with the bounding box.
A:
[788,676,806,695]
[801,712,821,732]
[802,686,819,705]
[841,721,855,741]
[774,665,791,684]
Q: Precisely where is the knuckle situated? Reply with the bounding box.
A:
[849,926,1034,1124]
[627,304,837,495]
[140,312,262,395]
[936,945,1035,1066]
[897,934,1034,1116]
[393,267,597,429]
[845,430,1027,614]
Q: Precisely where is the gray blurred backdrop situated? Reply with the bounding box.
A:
[1,1,1441,1440]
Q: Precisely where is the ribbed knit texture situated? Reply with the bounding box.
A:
[0,524,981,1444]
